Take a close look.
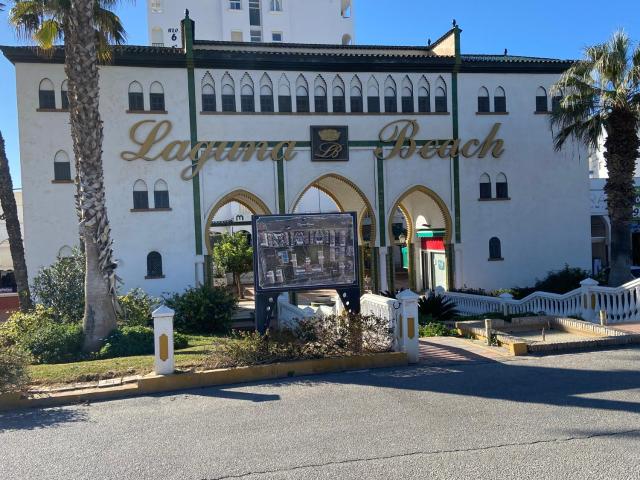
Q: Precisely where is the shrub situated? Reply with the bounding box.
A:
[0,307,84,364]
[164,286,237,334]
[23,322,84,364]
[533,265,591,294]
[0,346,30,393]
[32,249,85,323]
[0,305,55,346]
[419,323,456,337]
[98,326,189,359]
[205,313,393,369]
[118,288,159,327]
[418,294,458,323]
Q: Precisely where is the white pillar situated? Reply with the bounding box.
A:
[397,289,420,363]
[580,278,599,321]
[379,247,389,292]
[152,305,175,375]
[499,292,513,317]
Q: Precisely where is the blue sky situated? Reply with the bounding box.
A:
[1,0,639,187]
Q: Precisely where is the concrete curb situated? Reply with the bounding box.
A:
[0,352,408,412]
[455,317,640,356]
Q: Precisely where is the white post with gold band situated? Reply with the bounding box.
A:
[152,305,175,375]
[397,289,420,364]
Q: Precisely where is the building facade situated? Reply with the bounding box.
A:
[147,0,355,46]
[2,17,591,298]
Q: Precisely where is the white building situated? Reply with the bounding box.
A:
[147,0,355,46]
[1,16,591,298]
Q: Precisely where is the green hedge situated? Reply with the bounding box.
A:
[164,286,237,334]
[99,326,189,359]
[0,306,84,364]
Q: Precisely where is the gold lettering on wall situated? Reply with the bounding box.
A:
[120,119,506,181]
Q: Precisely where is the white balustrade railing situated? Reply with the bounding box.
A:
[277,297,315,329]
[444,277,640,324]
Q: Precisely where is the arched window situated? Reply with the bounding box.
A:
[477,86,490,113]
[259,73,274,112]
[401,76,414,113]
[342,33,352,45]
[552,88,563,113]
[341,0,352,17]
[128,81,144,111]
[479,173,491,199]
[58,246,73,258]
[270,0,283,11]
[240,74,255,112]
[314,76,328,113]
[332,76,346,113]
[54,150,71,182]
[149,81,165,111]
[536,86,548,113]
[201,73,216,112]
[496,173,509,199]
[384,76,397,113]
[295,75,309,112]
[494,86,506,113]
[151,27,164,46]
[367,76,380,113]
[350,75,363,113]
[435,77,447,113]
[154,179,170,209]
[221,73,236,112]
[39,78,56,109]
[61,80,69,110]
[489,238,502,260]
[133,180,149,210]
[146,252,164,278]
[418,77,430,113]
[278,74,292,112]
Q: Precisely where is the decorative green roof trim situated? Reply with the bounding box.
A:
[0,45,575,74]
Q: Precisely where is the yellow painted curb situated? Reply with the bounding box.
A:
[0,352,408,412]
[138,353,408,394]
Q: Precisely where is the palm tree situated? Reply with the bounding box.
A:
[9,0,127,349]
[551,31,640,287]
[0,132,32,311]
[0,0,32,311]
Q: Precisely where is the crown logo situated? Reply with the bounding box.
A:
[318,129,341,142]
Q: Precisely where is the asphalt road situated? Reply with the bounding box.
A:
[2,347,640,480]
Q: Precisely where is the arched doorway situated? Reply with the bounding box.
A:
[388,186,452,293]
[205,190,271,293]
[291,174,376,292]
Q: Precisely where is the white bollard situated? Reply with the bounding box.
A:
[152,305,175,375]
[485,318,493,346]
[397,289,420,364]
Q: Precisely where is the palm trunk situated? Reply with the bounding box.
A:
[0,131,32,311]
[235,272,244,299]
[65,0,118,350]
[603,109,640,287]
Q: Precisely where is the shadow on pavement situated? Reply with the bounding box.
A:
[329,350,640,414]
[418,338,500,365]
[0,406,89,433]
[164,387,281,403]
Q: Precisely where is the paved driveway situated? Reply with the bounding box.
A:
[1,347,640,479]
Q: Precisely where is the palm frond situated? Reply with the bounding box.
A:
[551,29,640,151]
[9,1,46,42]
[93,7,127,46]
[33,18,63,50]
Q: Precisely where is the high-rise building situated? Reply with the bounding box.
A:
[148,0,355,47]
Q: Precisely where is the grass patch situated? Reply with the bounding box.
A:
[27,334,221,386]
